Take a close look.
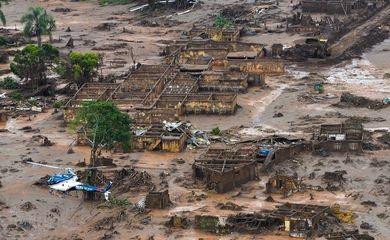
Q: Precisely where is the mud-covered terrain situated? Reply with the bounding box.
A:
[1,0,389,239]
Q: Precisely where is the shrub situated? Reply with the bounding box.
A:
[215,15,233,29]
[211,127,221,135]
[0,36,7,46]
[53,99,66,109]
[10,91,22,101]
[0,76,19,89]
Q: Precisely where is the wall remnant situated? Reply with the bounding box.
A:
[193,148,257,193]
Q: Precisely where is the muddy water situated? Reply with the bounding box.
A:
[364,38,390,70]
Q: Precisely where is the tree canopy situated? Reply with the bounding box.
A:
[69,101,132,166]
[10,44,59,87]
[69,52,100,87]
[21,6,56,46]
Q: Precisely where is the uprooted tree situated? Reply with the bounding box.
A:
[70,101,132,200]
[10,44,59,87]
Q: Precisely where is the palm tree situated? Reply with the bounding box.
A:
[0,0,8,26]
[21,7,55,46]
[45,13,56,43]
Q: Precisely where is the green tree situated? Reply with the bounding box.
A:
[69,101,132,166]
[21,7,56,46]
[69,52,99,87]
[0,0,8,26]
[10,44,59,87]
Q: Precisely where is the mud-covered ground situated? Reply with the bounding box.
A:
[1,0,390,239]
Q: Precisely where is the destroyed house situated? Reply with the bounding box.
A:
[315,123,363,152]
[177,40,265,63]
[200,71,249,92]
[65,82,120,108]
[270,203,331,238]
[193,148,257,193]
[133,123,187,152]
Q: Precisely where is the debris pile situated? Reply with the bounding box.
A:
[335,92,389,109]
[20,201,37,212]
[165,215,190,229]
[111,168,154,194]
[145,190,171,209]
[266,175,303,197]
[216,201,244,211]
[31,135,53,146]
[93,210,127,231]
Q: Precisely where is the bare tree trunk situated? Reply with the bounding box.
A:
[37,34,42,47]
[84,147,98,201]
[49,33,53,43]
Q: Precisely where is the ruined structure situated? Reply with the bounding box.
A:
[314,122,364,152]
[260,138,312,171]
[266,175,302,197]
[193,148,257,193]
[269,203,331,238]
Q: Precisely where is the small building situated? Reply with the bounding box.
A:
[193,148,257,193]
[314,122,363,152]
[133,124,187,152]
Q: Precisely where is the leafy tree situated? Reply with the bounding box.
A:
[69,52,99,87]
[10,44,59,87]
[69,101,132,166]
[21,7,56,46]
[0,0,8,26]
